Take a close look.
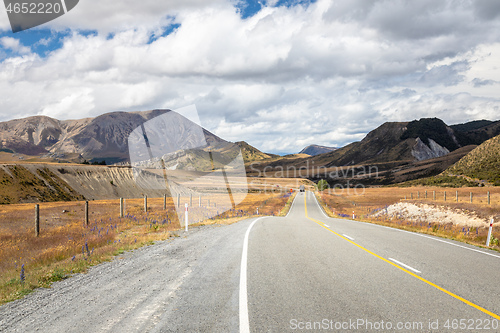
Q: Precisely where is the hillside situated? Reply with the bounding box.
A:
[235,141,278,162]
[0,163,195,204]
[444,134,500,185]
[299,145,337,156]
[0,164,84,204]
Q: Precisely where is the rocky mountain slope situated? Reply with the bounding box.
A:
[0,110,227,164]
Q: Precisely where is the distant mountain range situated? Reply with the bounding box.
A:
[1,111,499,186]
[299,145,338,156]
[0,110,227,164]
[247,118,500,185]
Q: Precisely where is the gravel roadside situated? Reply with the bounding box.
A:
[0,219,255,333]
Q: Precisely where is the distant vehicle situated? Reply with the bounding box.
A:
[299,185,305,192]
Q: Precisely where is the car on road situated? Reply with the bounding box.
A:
[299,185,305,192]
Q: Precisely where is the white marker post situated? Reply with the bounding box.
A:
[486,218,493,247]
[352,211,355,219]
[185,203,189,232]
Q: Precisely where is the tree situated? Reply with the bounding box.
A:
[317,179,329,191]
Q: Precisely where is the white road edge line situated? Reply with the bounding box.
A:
[285,192,299,218]
[342,234,354,241]
[373,223,500,260]
[311,192,330,219]
[239,217,262,333]
[389,258,421,274]
[311,191,500,260]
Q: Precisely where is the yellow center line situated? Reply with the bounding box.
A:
[304,195,500,321]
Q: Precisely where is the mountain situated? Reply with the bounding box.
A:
[443,133,500,185]
[311,118,500,168]
[310,118,459,167]
[299,145,337,156]
[0,110,228,164]
[247,117,500,186]
[450,120,500,147]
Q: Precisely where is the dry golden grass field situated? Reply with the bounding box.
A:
[317,186,500,251]
[0,191,295,305]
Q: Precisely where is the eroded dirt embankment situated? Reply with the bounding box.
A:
[0,163,178,203]
[374,202,494,228]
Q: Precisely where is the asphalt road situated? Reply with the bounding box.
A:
[1,191,499,332]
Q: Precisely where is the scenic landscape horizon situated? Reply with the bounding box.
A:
[1,1,500,332]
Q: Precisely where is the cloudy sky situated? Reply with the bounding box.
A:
[1,0,500,154]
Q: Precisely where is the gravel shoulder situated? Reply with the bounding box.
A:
[0,219,255,333]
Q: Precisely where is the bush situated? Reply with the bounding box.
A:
[317,179,329,191]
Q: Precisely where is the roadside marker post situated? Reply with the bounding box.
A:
[486,218,493,247]
[144,195,148,213]
[185,203,189,232]
[163,194,167,210]
[352,211,355,219]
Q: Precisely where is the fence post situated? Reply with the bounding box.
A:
[456,191,458,203]
[417,191,420,199]
[199,195,201,207]
[444,191,446,202]
[163,194,167,210]
[433,191,436,200]
[120,198,124,217]
[35,204,40,237]
[85,201,89,226]
[425,190,428,199]
[470,192,473,203]
[410,193,413,200]
[144,195,148,213]
[488,191,490,205]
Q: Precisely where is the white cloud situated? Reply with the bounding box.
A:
[0,37,31,54]
[1,0,500,153]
